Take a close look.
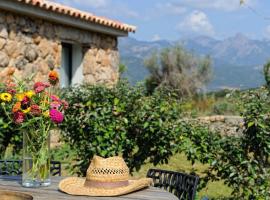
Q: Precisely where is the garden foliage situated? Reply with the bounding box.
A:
[185,89,270,199]
[0,83,21,157]
[59,81,183,175]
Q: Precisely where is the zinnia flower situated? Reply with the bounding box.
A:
[33,82,50,93]
[22,107,31,114]
[7,89,16,95]
[0,93,12,102]
[12,102,21,113]
[49,109,64,124]
[13,111,25,124]
[48,71,59,85]
[50,101,61,109]
[21,96,30,106]
[30,104,41,116]
[6,83,16,95]
[51,95,60,102]
[43,110,50,118]
[25,90,35,98]
[16,93,25,101]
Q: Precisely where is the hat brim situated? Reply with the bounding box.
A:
[59,177,153,196]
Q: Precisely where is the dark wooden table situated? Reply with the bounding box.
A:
[0,177,178,200]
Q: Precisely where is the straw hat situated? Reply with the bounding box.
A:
[59,156,153,196]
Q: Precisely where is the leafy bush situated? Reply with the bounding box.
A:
[0,83,21,158]
[59,81,182,175]
[184,87,270,199]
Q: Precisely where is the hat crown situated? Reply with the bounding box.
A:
[86,156,129,182]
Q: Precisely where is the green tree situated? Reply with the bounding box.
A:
[144,45,212,97]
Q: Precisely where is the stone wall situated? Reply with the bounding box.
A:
[0,10,119,85]
[198,115,244,136]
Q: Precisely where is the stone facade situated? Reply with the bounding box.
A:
[0,10,119,85]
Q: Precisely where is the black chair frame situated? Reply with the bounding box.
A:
[0,160,61,177]
[147,168,199,200]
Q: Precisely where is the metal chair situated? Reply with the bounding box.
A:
[147,169,199,200]
[0,160,61,177]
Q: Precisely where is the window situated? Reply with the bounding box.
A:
[60,43,83,87]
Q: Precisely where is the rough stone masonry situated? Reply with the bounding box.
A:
[0,10,119,85]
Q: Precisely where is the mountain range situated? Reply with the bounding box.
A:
[119,33,269,91]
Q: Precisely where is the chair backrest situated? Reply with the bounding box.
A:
[147,168,199,200]
[0,160,61,177]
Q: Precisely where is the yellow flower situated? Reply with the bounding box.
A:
[25,90,35,98]
[22,107,31,114]
[43,110,50,117]
[0,93,12,102]
[16,93,25,101]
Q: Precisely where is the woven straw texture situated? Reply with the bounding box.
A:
[58,156,153,196]
[86,156,129,182]
[59,177,152,196]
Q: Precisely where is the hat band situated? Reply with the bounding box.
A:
[84,180,129,189]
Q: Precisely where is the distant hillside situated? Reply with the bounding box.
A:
[119,34,267,90]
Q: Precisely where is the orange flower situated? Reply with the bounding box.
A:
[48,70,59,85]
[12,102,21,113]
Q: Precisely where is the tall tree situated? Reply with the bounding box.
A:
[144,45,212,97]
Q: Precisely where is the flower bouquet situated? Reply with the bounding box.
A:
[0,70,67,187]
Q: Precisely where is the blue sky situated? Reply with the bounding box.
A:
[53,0,270,41]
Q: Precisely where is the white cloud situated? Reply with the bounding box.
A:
[156,2,187,15]
[152,34,161,41]
[177,10,215,36]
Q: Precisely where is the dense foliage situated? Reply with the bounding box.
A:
[59,81,183,175]
[0,83,21,157]
[185,88,270,199]
[144,45,212,97]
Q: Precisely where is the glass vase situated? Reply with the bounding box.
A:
[22,130,51,187]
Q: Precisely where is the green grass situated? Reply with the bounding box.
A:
[132,153,232,199]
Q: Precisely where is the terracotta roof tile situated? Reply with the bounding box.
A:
[14,0,136,33]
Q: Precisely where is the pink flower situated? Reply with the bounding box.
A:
[33,82,50,93]
[51,95,60,102]
[49,109,64,124]
[50,101,61,109]
[13,111,25,124]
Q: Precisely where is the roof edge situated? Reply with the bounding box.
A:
[2,0,136,36]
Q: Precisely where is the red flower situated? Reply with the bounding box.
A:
[33,82,50,93]
[13,111,25,124]
[48,71,59,85]
[30,104,41,116]
[21,96,30,106]
[7,89,16,95]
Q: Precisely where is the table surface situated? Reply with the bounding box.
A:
[0,177,178,200]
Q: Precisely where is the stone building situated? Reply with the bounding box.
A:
[0,0,135,87]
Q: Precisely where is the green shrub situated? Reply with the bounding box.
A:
[59,81,182,175]
[0,83,21,158]
[184,88,270,199]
